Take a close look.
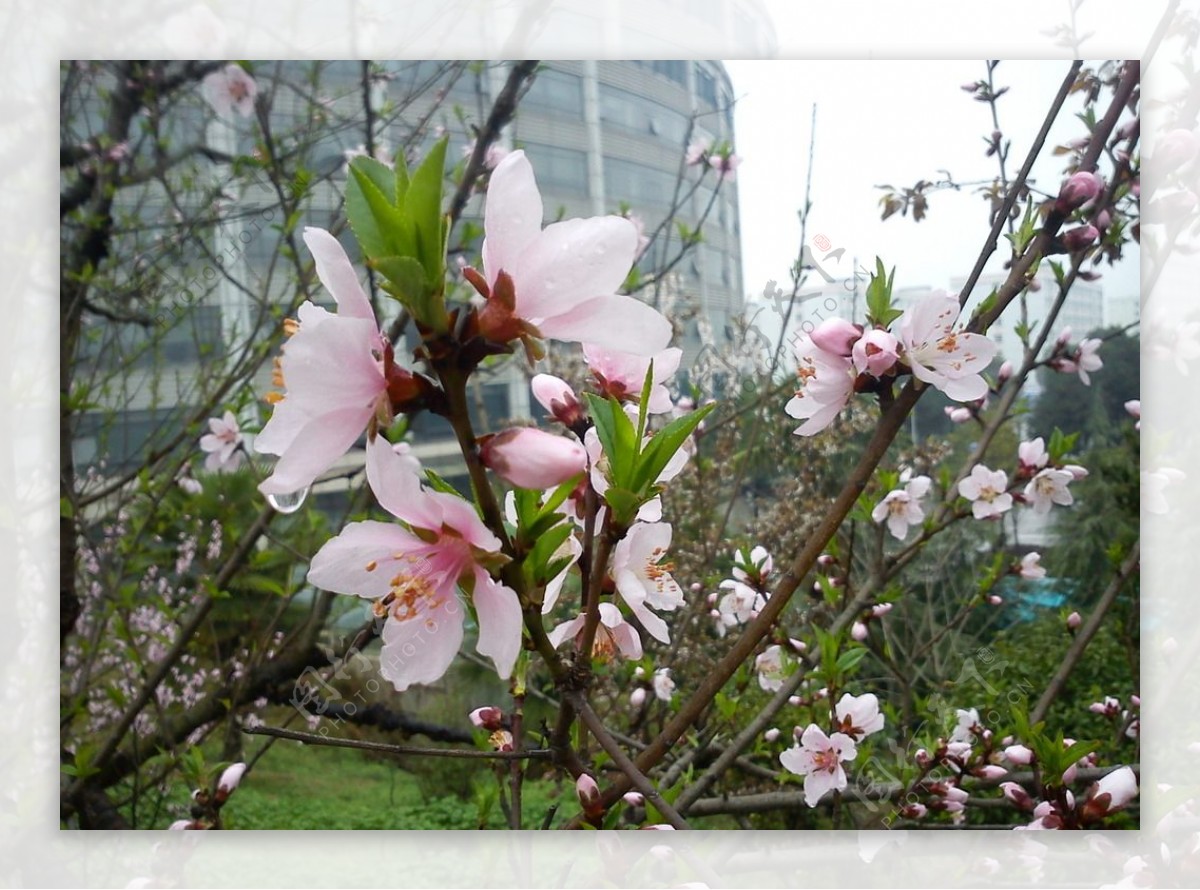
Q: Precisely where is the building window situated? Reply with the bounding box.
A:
[599,85,688,145]
[519,143,588,196]
[604,157,678,209]
[695,66,718,109]
[649,60,687,87]
[522,69,583,117]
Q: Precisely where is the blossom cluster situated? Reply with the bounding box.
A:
[787,293,997,436]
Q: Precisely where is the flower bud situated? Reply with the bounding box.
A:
[988,594,1003,605]
[629,687,647,708]
[531,374,584,426]
[764,727,781,743]
[899,803,927,819]
[576,774,605,818]
[944,785,969,804]
[945,406,972,424]
[1063,224,1100,252]
[216,762,247,800]
[1062,762,1079,784]
[1081,766,1138,819]
[810,318,863,358]
[816,553,836,569]
[469,706,505,730]
[871,603,893,618]
[623,791,645,807]
[1004,744,1035,766]
[788,695,802,707]
[1064,464,1089,480]
[1055,171,1104,213]
[998,361,1014,384]
[851,621,868,642]
[915,748,931,768]
[480,427,587,489]
[1000,782,1034,810]
[1067,611,1082,631]
[690,582,703,593]
[975,765,1007,780]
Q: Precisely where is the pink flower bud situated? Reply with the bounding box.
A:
[975,765,1007,780]
[1130,694,1140,708]
[690,582,703,593]
[852,329,900,377]
[1062,763,1079,784]
[915,748,931,767]
[1063,224,1100,252]
[168,819,195,830]
[1064,464,1089,480]
[1056,326,1073,347]
[623,791,645,807]
[576,774,604,816]
[480,427,587,489]
[706,592,718,606]
[944,785,969,804]
[1000,782,1034,810]
[1067,611,1082,630]
[900,803,927,819]
[216,762,246,798]
[945,406,972,424]
[788,695,802,707]
[942,800,965,813]
[1055,171,1104,213]
[871,603,893,618]
[998,361,1014,384]
[469,706,505,730]
[1083,766,1138,817]
[531,374,584,426]
[629,687,647,708]
[810,318,863,358]
[816,553,836,568]
[764,727,781,743]
[851,621,868,642]
[988,595,1003,605]
[1004,744,1035,766]
[1095,209,1112,230]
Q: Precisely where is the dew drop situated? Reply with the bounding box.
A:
[266,486,309,514]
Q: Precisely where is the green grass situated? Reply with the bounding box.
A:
[125,726,568,830]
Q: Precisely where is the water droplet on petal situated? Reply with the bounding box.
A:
[266,486,309,514]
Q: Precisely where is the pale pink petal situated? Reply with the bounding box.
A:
[482,150,544,284]
[547,613,586,649]
[258,406,372,495]
[431,491,503,553]
[378,598,464,692]
[938,373,989,402]
[307,520,427,598]
[471,571,523,679]
[365,435,443,531]
[538,294,672,356]
[804,767,842,807]
[511,216,638,320]
[303,227,375,320]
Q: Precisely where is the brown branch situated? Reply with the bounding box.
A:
[446,60,540,228]
[1030,541,1140,725]
[569,693,692,830]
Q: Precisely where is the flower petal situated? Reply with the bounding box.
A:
[258,406,372,495]
[366,435,443,530]
[482,150,544,286]
[307,520,428,598]
[471,571,523,679]
[538,295,672,356]
[378,598,464,692]
[303,227,375,321]
[511,216,638,320]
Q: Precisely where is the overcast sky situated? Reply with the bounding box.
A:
[723,60,1138,314]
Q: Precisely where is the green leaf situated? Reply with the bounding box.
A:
[636,360,655,442]
[423,468,463,496]
[405,137,449,283]
[346,160,410,260]
[371,254,433,321]
[836,647,869,675]
[583,394,638,490]
[631,401,716,495]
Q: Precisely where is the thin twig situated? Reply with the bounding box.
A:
[243,724,553,761]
